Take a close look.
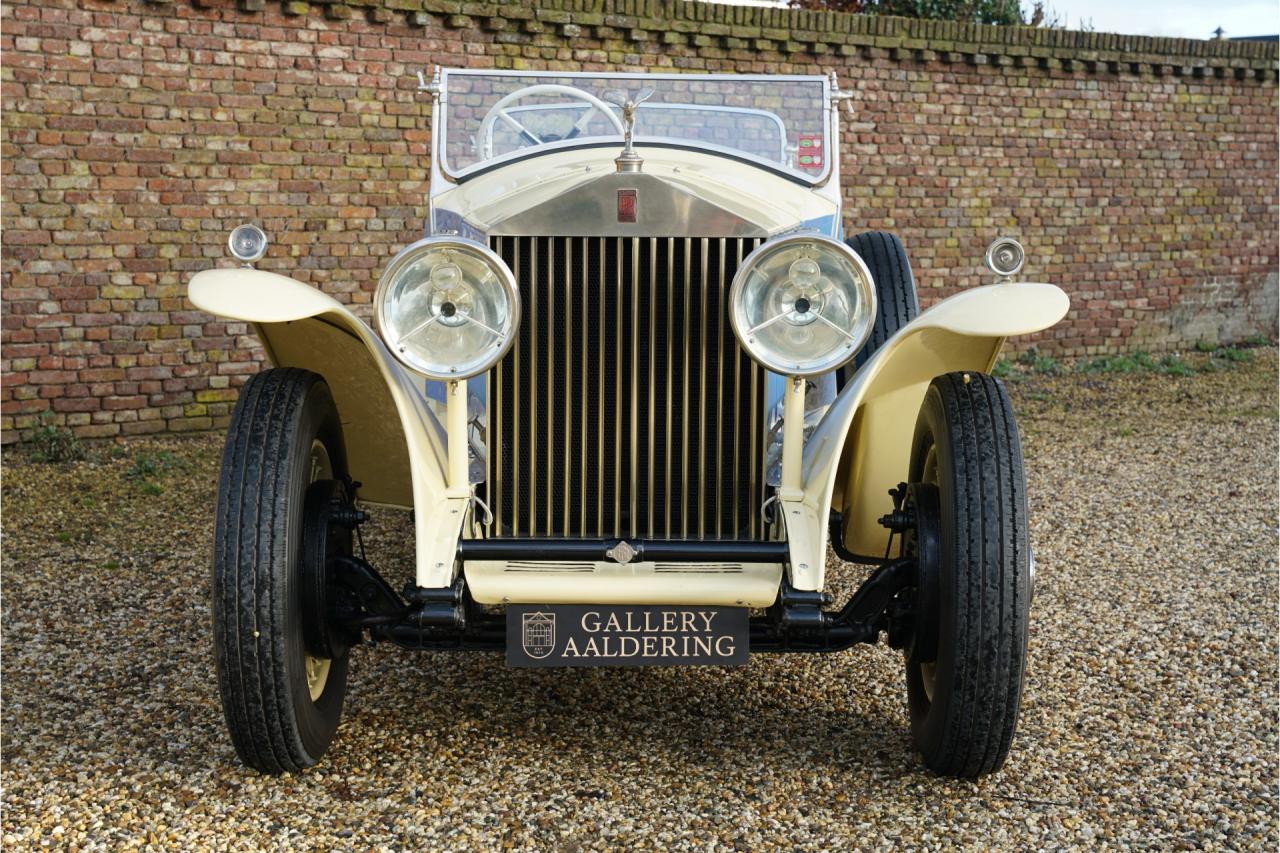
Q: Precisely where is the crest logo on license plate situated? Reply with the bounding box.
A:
[521,611,556,659]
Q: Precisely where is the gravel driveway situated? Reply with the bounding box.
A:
[3,356,1276,850]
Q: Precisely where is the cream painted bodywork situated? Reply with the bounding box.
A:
[189,267,470,589]
[432,147,839,239]
[781,282,1071,588]
[466,560,783,607]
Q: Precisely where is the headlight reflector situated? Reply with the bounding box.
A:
[729,235,876,377]
[375,237,520,380]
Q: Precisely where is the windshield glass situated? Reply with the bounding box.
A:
[440,70,829,182]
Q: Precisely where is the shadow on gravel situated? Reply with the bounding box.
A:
[335,647,919,780]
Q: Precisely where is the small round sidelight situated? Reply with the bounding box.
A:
[729,234,877,377]
[984,237,1025,279]
[228,224,269,265]
[374,236,520,380]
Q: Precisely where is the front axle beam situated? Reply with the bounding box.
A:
[329,555,916,655]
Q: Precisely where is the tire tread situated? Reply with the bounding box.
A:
[911,371,1029,777]
[213,367,336,774]
[848,231,920,370]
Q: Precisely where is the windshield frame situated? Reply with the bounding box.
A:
[435,68,833,187]
[502,101,791,164]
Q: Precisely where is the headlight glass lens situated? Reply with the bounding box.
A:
[375,237,520,380]
[730,235,876,377]
[985,237,1025,277]
[228,223,268,263]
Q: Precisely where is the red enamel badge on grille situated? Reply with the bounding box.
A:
[617,188,638,223]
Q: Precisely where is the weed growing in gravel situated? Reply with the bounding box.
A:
[1217,346,1253,363]
[1197,346,1255,372]
[1083,347,1262,376]
[28,423,84,463]
[1195,337,1264,362]
[126,450,190,495]
[994,348,1060,380]
[126,450,186,480]
[1159,355,1196,376]
[984,343,1263,382]
[1017,347,1060,375]
[1081,351,1160,374]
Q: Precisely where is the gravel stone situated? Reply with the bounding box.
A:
[2,354,1276,850]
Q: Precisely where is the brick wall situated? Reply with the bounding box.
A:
[2,0,1276,442]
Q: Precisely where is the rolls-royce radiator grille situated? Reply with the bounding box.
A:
[486,236,771,541]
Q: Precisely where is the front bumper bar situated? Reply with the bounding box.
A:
[456,538,791,564]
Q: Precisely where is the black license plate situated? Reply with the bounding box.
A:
[506,605,749,668]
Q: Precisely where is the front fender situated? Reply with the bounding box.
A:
[790,282,1069,585]
[190,268,463,587]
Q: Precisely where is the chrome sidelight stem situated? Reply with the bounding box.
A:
[447,379,471,497]
[779,376,805,501]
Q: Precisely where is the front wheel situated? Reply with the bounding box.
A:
[212,368,352,773]
[903,371,1031,778]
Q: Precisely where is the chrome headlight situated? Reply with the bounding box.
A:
[375,237,520,380]
[985,237,1025,278]
[228,224,268,265]
[729,234,877,377]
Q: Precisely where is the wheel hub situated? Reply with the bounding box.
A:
[299,439,361,693]
[904,482,941,667]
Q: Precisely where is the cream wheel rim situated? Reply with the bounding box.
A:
[304,654,331,702]
[304,439,334,702]
[309,439,333,484]
[920,662,937,702]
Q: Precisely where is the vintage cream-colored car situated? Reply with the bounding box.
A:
[189,68,1068,777]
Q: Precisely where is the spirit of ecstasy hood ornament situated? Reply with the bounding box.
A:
[604,87,654,173]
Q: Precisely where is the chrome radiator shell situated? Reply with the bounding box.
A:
[486,236,771,541]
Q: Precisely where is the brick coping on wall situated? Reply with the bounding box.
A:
[165,0,1278,77]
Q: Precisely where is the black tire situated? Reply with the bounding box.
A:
[904,372,1030,778]
[839,231,919,386]
[213,368,351,774]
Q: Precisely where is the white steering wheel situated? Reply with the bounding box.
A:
[477,84,626,159]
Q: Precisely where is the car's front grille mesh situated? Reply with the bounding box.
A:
[486,236,770,541]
